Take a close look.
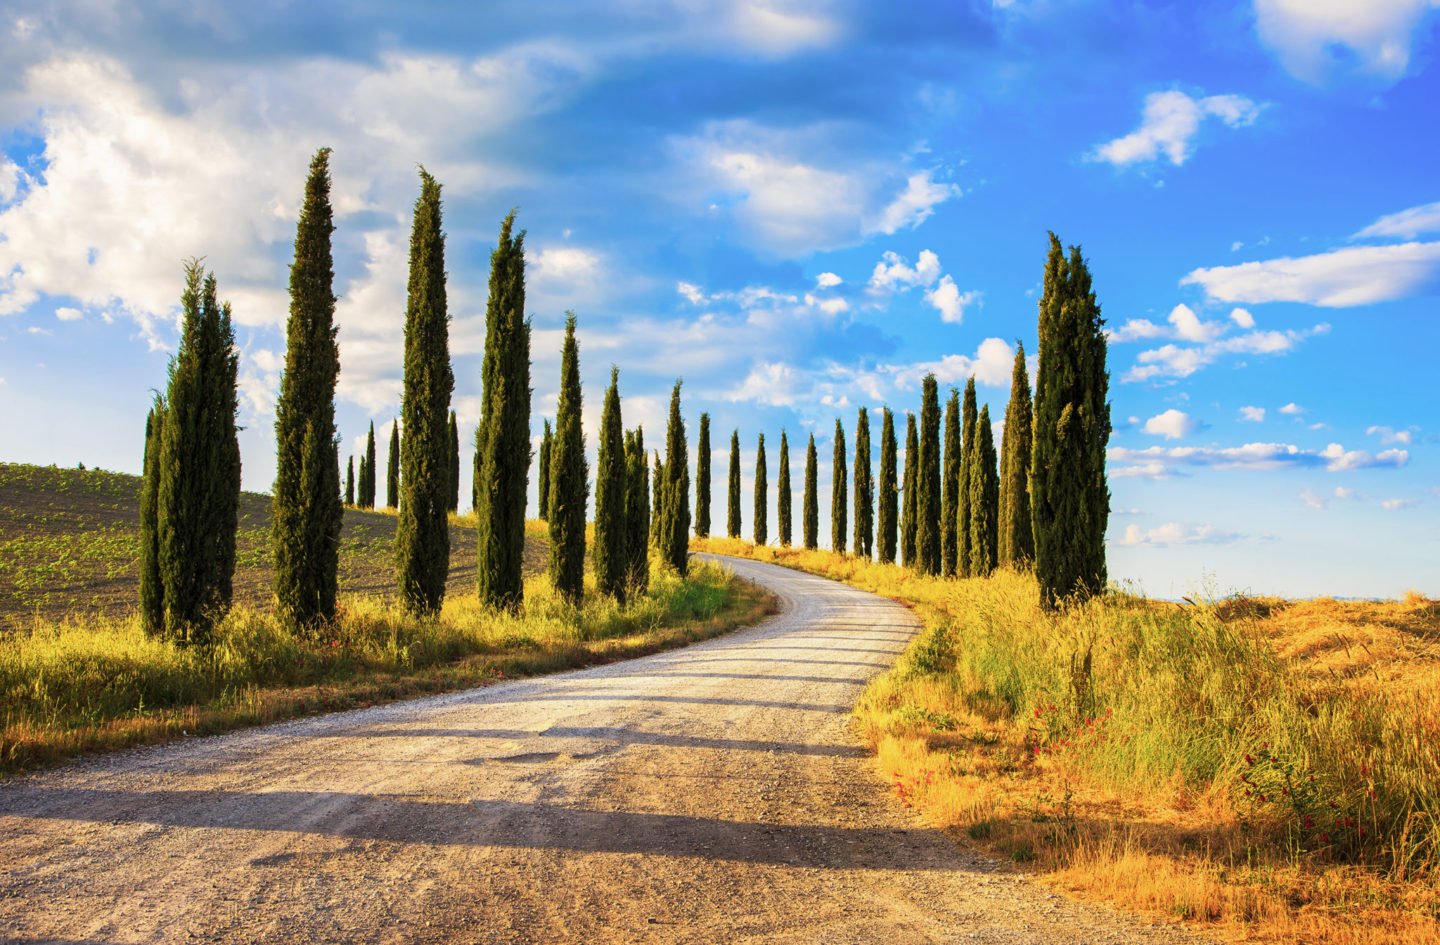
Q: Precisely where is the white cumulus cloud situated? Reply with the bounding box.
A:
[1254,0,1440,83]
[1354,200,1440,240]
[869,249,942,290]
[1182,242,1440,307]
[924,275,980,324]
[1091,90,1263,168]
[1239,405,1266,422]
[1142,408,1200,440]
[869,169,962,235]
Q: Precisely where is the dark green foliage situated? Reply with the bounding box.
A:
[448,410,460,513]
[386,422,399,509]
[726,429,741,539]
[650,451,664,548]
[915,375,941,575]
[656,381,691,575]
[969,404,1000,577]
[901,413,918,567]
[537,419,552,521]
[395,169,454,615]
[594,367,626,602]
[139,398,165,636]
[361,422,376,508]
[941,389,960,577]
[959,378,978,577]
[695,413,711,538]
[877,408,898,565]
[853,407,873,559]
[831,419,847,555]
[803,435,818,550]
[1031,234,1111,609]
[753,433,768,546]
[624,427,650,596]
[548,314,588,604]
[344,456,354,506]
[777,431,792,547]
[476,211,532,610]
[999,343,1035,569]
[156,262,240,644]
[272,148,342,629]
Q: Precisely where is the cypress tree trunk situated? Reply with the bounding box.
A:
[139,398,165,636]
[1031,234,1111,609]
[594,367,626,602]
[941,389,960,577]
[969,404,1000,577]
[802,435,818,550]
[853,407,873,559]
[959,378,978,577]
[363,422,376,508]
[753,433,768,546]
[831,419,847,555]
[877,408,897,565]
[999,343,1035,568]
[396,169,454,615]
[386,422,399,509]
[157,263,240,644]
[777,430,792,547]
[915,375,941,575]
[537,419,552,521]
[448,410,460,513]
[624,427,650,597]
[726,430,741,539]
[272,148,342,629]
[901,413,918,567]
[695,413,711,538]
[549,314,588,604]
[659,381,691,575]
[476,212,532,610]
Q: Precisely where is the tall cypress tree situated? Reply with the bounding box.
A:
[853,407,873,560]
[650,451,664,548]
[877,408,898,564]
[1031,234,1111,609]
[395,169,454,615]
[901,413,918,567]
[549,314,587,603]
[802,435,818,550]
[726,430,742,539]
[537,420,552,521]
[156,262,240,644]
[386,422,399,509]
[695,413,711,538]
[658,381,691,575]
[624,427,650,596]
[969,404,1000,577]
[777,430,792,547]
[362,422,376,508]
[959,378,978,577]
[476,211,532,610]
[915,375,942,575]
[139,397,165,636]
[345,456,354,506]
[272,148,342,628]
[753,433,768,546]
[594,367,626,602]
[999,343,1035,568]
[941,389,961,577]
[831,419,848,555]
[448,410,460,513]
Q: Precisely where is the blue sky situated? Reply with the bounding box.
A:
[0,1,1436,598]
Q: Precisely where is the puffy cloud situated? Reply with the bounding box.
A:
[869,249,941,290]
[1182,242,1440,307]
[1367,425,1414,445]
[726,0,845,57]
[1381,497,1421,511]
[1279,402,1304,414]
[869,169,962,235]
[1142,409,1199,440]
[1254,0,1440,83]
[727,361,805,407]
[54,306,82,321]
[815,272,842,289]
[891,337,1017,389]
[677,281,706,304]
[1090,90,1262,167]
[1230,307,1256,328]
[1167,303,1224,343]
[1123,322,1327,383]
[1239,405,1265,422]
[0,157,21,204]
[1117,522,1249,547]
[1109,441,1409,478]
[1354,200,1440,240]
[925,275,980,324]
[1321,442,1410,472]
[1107,318,1168,343]
[531,246,601,284]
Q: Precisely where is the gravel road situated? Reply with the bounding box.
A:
[0,555,1195,945]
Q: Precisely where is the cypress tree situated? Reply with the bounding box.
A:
[594,367,626,602]
[802,435,818,550]
[999,343,1035,568]
[877,408,898,564]
[695,413,711,538]
[156,262,240,644]
[777,430,792,547]
[941,389,960,577]
[753,433,768,546]
[386,422,399,509]
[969,404,1000,577]
[959,378,978,577]
[658,381,691,575]
[651,451,664,548]
[476,211,532,610]
[624,427,650,596]
[272,147,342,629]
[362,422,376,508]
[448,410,460,513]
[726,430,742,539]
[831,419,847,555]
[395,169,454,615]
[853,407,873,560]
[344,456,354,506]
[915,374,941,575]
[901,413,918,567]
[139,398,165,636]
[537,419,552,520]
[549,314,587,604]
[1031,234,1111,609]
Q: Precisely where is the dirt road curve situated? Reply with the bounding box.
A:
[1,555,1194,945]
